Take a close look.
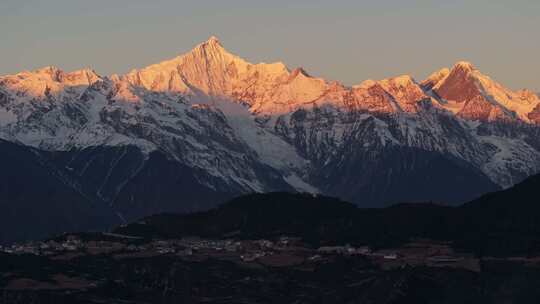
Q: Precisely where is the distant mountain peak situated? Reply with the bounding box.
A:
[33,66,64,82]
[353,79,378,89]
[193,35,226,53]
[383,74,417,87]
[289,67,311,79]
[377,75,429,113]
[432,61,482,103]
[21,66,101,84]
[421,68,450,91]
[206,35,222,45]
[34,65,63,74]
[427,60,540,122]
[453,61,476,72]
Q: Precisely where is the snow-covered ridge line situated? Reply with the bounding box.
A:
[2,37,538,122]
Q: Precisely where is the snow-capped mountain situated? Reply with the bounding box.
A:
[425,61,540,122]
[1,37,540,241]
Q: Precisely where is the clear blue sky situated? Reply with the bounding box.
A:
[1,0,538,90]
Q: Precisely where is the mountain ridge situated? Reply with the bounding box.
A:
[3,37,538,132]
[115,172,540,256]
[3,38,538,119]
[2,37,539,185]
[1,37,540,243]
[1,37,539,188]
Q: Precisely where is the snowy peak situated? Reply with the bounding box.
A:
[347,75,429,114]
[120,37,337,115]
[62,69,102,88]
[27,66,101,86]
[421,68,450,91]
[353,79,378,90]
[121,36,238,94]
[0,66,103,100]
[427,61,540,122]
[289,67,311,79]
[349,81,398,114]
[187,35,231,62]
[205,35,222,46]
[453,61,476,73]
[433,61,480,104]
[378,75,428,113]
[121,36,292,99]
[378,75,418,91]
[249,67,330,114]
[34,66,64,82]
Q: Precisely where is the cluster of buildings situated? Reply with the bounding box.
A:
[0,234,478,271]
[317,245,372,256]
[0,237,83,256]
[0,234,303,260]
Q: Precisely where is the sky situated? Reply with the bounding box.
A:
[1,0,538,90]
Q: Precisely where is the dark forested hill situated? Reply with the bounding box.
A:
[116,173,540,256]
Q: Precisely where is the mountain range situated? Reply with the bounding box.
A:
[1,37,539,243]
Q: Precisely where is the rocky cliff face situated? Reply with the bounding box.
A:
[0,37,539,239]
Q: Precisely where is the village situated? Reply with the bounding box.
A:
[0,233,484,272]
